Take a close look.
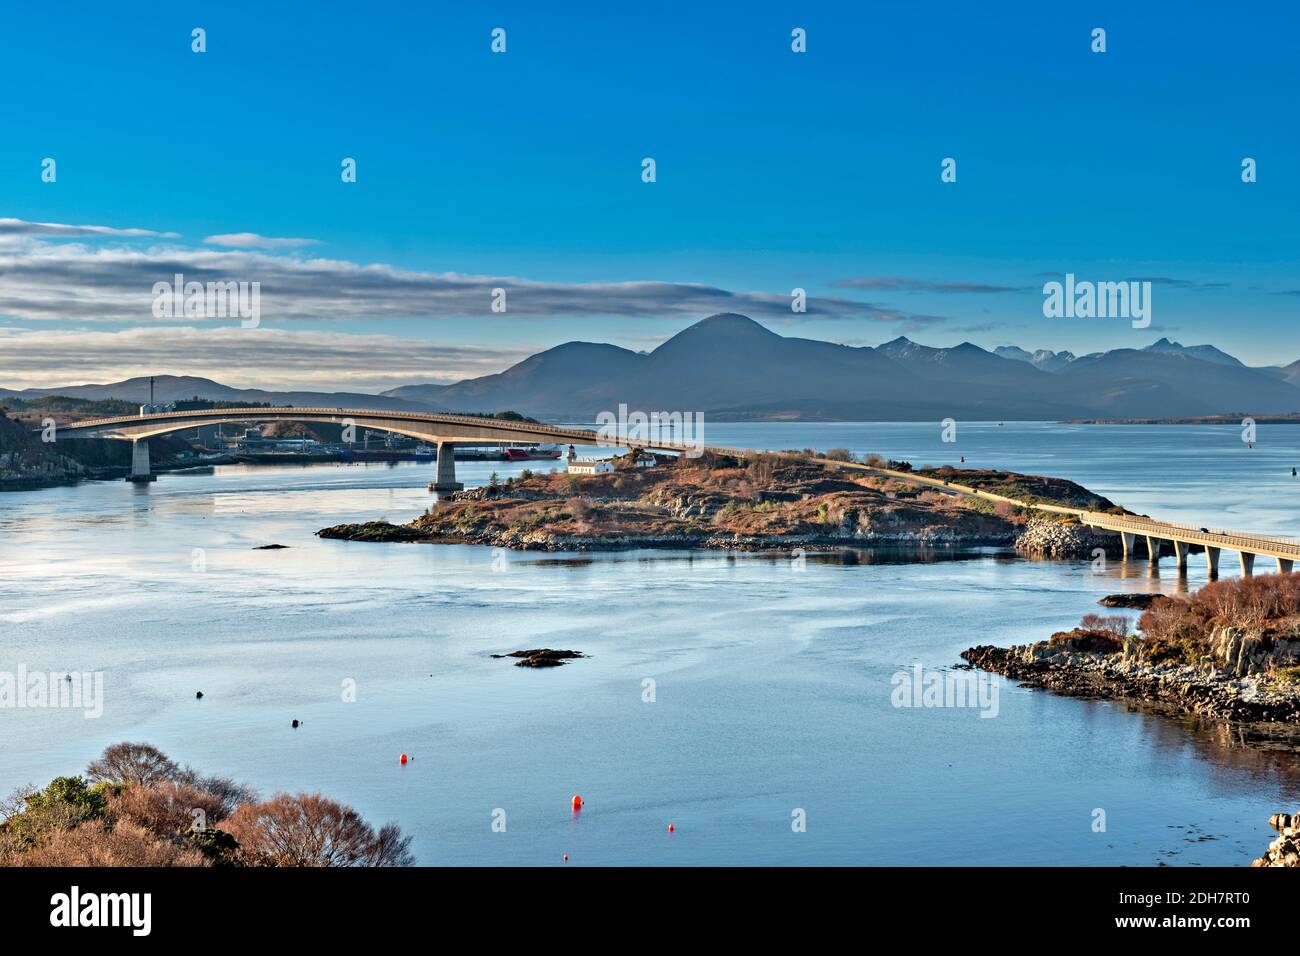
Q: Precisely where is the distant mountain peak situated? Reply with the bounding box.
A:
[1141,337,1244,368]
[696,312,767,327]
[651,312,780,357]
[995,346,1077,372]
[671,313,778,339]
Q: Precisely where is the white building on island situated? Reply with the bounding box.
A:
[567,458,614,475]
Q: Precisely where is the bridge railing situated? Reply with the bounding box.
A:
[1081,513,1300,555]
[58,406,740,456]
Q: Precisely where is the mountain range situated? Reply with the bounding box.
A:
[6,314,1300,421]
[380,315,1300,420]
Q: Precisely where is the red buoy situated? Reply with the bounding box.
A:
[563,854,569,861]
[571,794,583,810]
[400,753,408,764]
[668,823,675,833]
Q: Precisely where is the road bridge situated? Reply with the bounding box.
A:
[54,406,721,491]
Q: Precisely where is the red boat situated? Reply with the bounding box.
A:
[503,444,562,461]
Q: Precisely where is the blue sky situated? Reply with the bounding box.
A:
[2,1,1298,390]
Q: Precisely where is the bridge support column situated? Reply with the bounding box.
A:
[126,439,156,483]
[1238,551,1255,577]
[1206,547,1220,577]
[1278,557,1293,575]
[1120,532,1135,559]
[428,442,463,493]
[1144,536,1160,564]
[1172,540,1190,571]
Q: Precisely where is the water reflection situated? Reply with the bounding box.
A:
[2,425,1298,865]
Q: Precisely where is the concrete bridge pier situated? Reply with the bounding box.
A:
[1144,535,1160,564]
[1278,557,1293,574]
[1238,551,1255,577]
[1205,547,1221,577]
[126,439,156,483]
[428,441,463,493]
[1120,532,1136,559]
[1172,540,1190,572]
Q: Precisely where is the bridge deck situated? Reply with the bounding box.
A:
[1079,514,1300,559]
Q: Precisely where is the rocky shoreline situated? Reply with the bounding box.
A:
[0,449,87,491]
[962,635,1300,723]
[318,518,1017,553]
[1253,812,1300,867]
[319,515,1129,559]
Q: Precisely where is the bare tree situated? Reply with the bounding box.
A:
[109,779,244,835]
[0,785,35,824]
[1080,613,1130,638]
[86,742,179,787]
[223,792,414,867]
[175,768,258,820]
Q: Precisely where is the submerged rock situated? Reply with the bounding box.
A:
[491,648,586,668]
[254,544,290,550]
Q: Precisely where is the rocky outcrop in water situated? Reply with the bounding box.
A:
[1098,593,1161,609]
[491,649,586,668]
[1252,812,1300,867]
[320,458,1128,558]
[962,636,1300,723]
[317,521,427,543]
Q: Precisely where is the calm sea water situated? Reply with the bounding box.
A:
[2,422,1299,866]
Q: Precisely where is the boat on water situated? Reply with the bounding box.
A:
[503,444,562,461]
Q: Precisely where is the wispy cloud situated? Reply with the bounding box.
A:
[0,326,531,393]
[833,276,1027,294]
[1033,272,1230,291]
[0,217,179,239]
[1142,277,1230,289]
[0,218,942,326]
[203,232,321,249]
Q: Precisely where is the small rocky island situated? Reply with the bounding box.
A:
[319,450,1122,556]
[492,649,586,668]
[964,575,1300,723]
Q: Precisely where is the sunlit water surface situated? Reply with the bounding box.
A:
[2,422,1299,865]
